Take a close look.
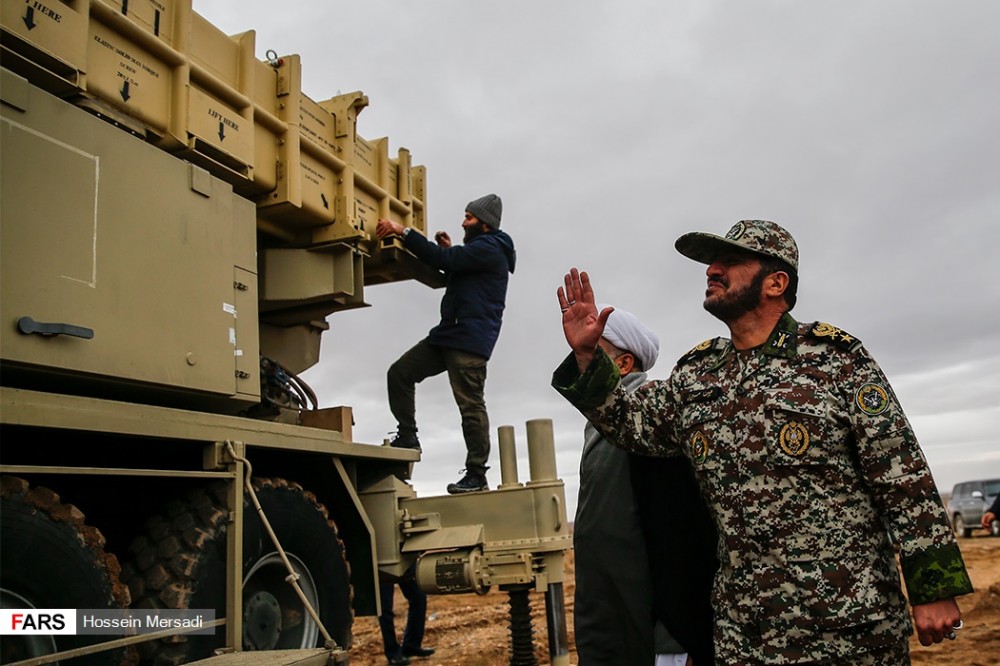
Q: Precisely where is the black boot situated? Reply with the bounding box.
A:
[446,470,488,494]
[389,432,421,450]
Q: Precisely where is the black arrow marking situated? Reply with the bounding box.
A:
[120,81,131,102]
[218,122,225,141]
[321,194,329,209]
[23,6,36,30]
[121,0,128,16]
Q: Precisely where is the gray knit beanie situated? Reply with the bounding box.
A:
[466,193,503,229]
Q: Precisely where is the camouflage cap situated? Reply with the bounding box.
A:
[675,220,799,271]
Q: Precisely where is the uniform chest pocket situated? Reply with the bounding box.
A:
[679,401,726,471]
[763,392,833,466]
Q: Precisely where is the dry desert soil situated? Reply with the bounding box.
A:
[345,534,1000,666]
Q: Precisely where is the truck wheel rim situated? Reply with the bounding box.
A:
[242,551,319,650]
[0,588,59,660]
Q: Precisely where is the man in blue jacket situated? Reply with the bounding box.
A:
[376,194,515,493]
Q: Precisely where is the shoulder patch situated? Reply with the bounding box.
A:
[807,321,862,352]
[677,337,725,365]
[855,383,890,415]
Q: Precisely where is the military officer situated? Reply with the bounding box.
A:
[552,220,972,664]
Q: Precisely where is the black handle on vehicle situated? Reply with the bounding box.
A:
[17,316,94,339]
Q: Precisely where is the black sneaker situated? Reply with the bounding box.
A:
[446,470,488,494]
[389,433,421,450]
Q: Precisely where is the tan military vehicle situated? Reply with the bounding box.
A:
[0,2,570,664]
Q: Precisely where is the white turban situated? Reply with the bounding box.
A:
[598,304,660,373]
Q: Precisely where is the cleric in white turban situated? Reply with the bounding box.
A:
[596,304,660,372]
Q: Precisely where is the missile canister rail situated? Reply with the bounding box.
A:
[1,2,572,664]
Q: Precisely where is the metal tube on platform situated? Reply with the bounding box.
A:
[526,418,557,484]
[498,425,521,489]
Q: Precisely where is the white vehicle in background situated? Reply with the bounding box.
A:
[947,478,1000,537]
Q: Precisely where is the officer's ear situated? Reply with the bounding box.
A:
[763,270,789,299]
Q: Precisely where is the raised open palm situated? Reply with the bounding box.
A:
[557,268,614,371]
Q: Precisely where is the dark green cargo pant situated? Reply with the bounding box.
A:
[387,338,490,476]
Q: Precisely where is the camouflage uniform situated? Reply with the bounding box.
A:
[553,315,972,665]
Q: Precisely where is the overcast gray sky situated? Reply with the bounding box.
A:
[197,1,999,515]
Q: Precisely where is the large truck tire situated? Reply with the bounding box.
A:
[0,476,130,666]
[123,478,353,665]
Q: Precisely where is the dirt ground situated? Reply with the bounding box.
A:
[345,534,1000,666]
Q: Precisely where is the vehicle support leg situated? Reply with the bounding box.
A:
[544,581,569,666]
[507,586,537,666]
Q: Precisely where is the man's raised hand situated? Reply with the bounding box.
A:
[557,268,614,373]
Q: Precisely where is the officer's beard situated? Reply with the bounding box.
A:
[703,268,768,323]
